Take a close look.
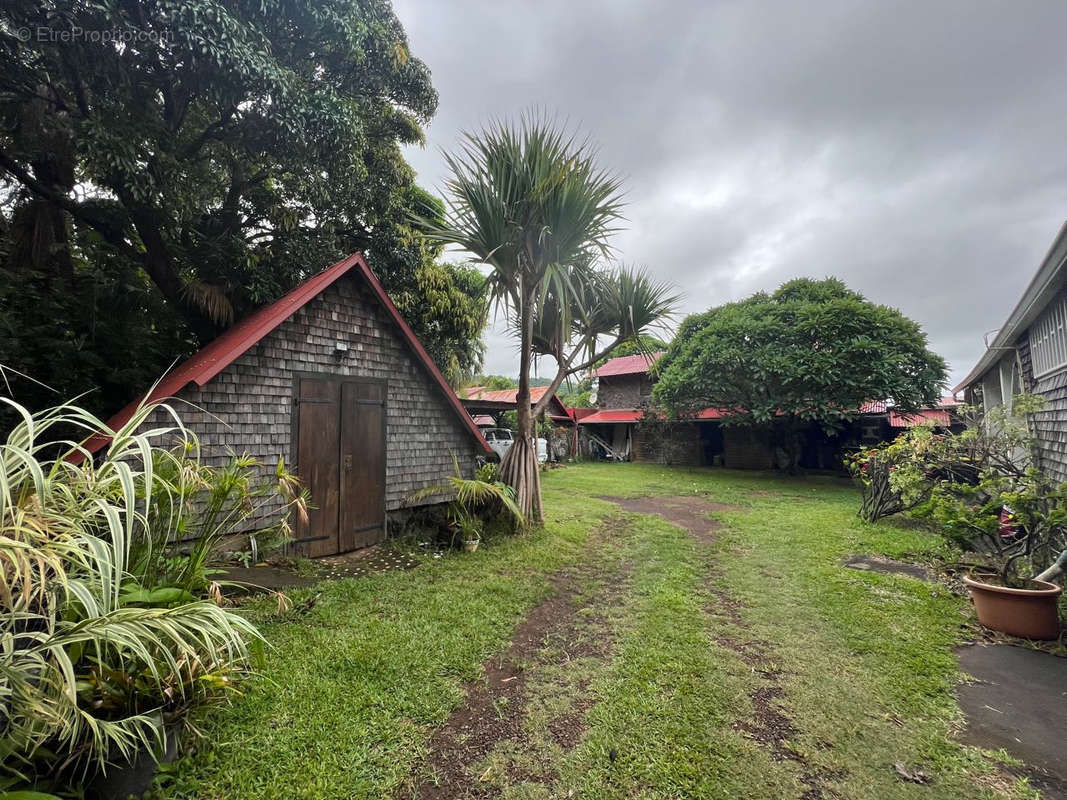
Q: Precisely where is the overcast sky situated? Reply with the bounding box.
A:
[393,0,1066,388]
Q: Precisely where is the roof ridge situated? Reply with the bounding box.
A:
[83,254,490,455]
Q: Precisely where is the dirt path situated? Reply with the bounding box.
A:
[605,494,839,800]
[410,524,632,799]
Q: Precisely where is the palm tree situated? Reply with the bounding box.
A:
[426,115,678,522]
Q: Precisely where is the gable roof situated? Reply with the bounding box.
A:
[459,385,572,421]
[594,352,664,378]
[85,253,490,455]
[956,220,1067,392]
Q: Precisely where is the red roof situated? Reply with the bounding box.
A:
[460,385,571,420]
[577,409,644,424]
[858,401,887,414]
[84,253,490,455]
[461,385,556,403]
[594,352,664,378]
[569,407,598,421]
[889,409,952,428]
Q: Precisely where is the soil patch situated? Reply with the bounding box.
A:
[216,565,319,592]
[412,527,630,798]
[957,644,1067,798]
[600,495,737,543]
[218,546,420,594]
[842,554,934,583]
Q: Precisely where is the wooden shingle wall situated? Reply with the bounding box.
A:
[138,275,478,532]
[1019,332,1067,484]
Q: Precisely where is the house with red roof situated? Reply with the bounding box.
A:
[87,253,490,557]
[459,385,576,460]
[580,352,960,468]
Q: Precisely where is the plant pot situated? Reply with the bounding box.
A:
[86,720,182,800]
[462,539,479,553]
[963,574,1062,640]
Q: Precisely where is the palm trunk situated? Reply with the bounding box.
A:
[500,283,543,524]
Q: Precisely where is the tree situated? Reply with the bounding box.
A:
[653,278,947,469]
[0,0,485,417]
[427,116,677,522]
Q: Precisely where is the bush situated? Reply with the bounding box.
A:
[0,396,304,792]
[847,396,1067,585]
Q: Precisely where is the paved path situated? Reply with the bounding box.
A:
[958,644,1067,798]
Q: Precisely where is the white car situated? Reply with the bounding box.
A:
[481,428,548,464]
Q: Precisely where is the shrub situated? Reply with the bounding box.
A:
[407,455,525,545]
[0,396,301,791]
[847,396,1067,586]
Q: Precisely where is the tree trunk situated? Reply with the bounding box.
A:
[501,282,543,524]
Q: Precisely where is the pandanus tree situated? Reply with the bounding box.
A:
[426,117,678,522]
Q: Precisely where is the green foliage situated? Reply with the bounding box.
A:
[0,395,303,791]
[653,278,947,436]
[472,375,518,391]
[557,377,593,408]
[171,465,1016,799]
[848,395,1065,586]
[0,0,485,420]
[425,113,679,520]
[406,455,525,543]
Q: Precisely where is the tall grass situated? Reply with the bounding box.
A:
[0,397,275,788]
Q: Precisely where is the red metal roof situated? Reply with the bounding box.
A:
[84,253,490,455]
[459,385,572,421]
[577,409,644,424]
[858,401,887,414]
[461,385,556,403]
[594,352,664,378]
[569,407,598,421]
[889,409,952,428]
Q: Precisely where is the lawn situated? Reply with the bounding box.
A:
[164,464,1037,799]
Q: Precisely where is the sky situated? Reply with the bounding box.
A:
[392,0,1067,388]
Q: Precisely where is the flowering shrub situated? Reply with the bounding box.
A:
[848,395,1067,586]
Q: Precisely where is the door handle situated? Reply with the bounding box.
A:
[344,454,353,470]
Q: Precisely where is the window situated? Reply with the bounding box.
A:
[1029,295,1067,377]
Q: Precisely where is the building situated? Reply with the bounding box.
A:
[459,385,576,459]
[459,385,573,428]
[580,353,958,469]
[85,253,491,556]
[956,221,1067,482]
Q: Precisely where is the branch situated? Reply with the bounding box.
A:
[530,334,624,419]
[0,150,141,262]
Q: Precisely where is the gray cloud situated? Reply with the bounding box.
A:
[394,0,1067,385]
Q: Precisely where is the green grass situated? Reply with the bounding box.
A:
[166,464,1038,799]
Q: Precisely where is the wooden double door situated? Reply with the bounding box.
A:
[293,375,386,557]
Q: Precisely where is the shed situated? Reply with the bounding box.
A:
[86,253,491,557]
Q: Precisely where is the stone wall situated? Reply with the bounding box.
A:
[138,274,480,532]
[598,373,653,409]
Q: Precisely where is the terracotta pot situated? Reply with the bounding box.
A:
[462,539,479,553]
[963,574,1062,640]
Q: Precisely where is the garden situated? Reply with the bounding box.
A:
[4,392,1064,799]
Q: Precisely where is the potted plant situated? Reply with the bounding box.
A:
[850,396,1066,640]
[407,455,524,551]
[955,482,1067,640]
